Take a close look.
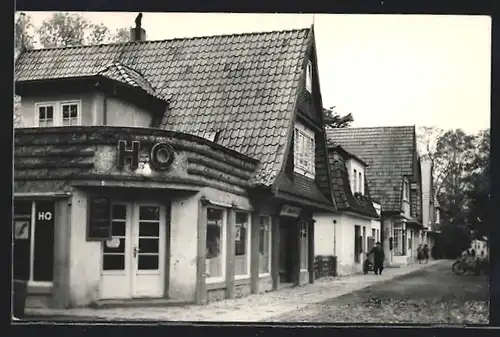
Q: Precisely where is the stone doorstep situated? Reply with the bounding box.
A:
[89,298,192,309]
[24,261,442,321]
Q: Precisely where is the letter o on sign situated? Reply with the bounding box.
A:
[150,143,175,170]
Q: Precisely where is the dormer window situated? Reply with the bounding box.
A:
[294,122,315,179]
[403,179,410,201]
[353,169,358,192]
[35,101,81,127]
[305,60,313,93]
[358,171,363,194]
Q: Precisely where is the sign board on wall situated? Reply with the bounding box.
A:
[117,140,175,171]
[87,196,112,241]
[280,205,302,218]
[14,220,30,240]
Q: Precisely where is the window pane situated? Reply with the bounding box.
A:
[103,254,125,270]
[62,105,69,118]
[206,208,223,278]
[138,255,159,270]
[112,205,126,220]
[39,107,46,119]
[235,212,248,256]
[111,221,125,236]
[139,206,160,221]
[103,238,126,253]
[258,216,270,274]
[46,106,53,118]
[139,221,159,237]
[139,238,159,253]
[13,200,32,280]
[33,200,55,282]
[70,105,78,117]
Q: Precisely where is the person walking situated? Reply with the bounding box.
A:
[417,244,424,264]
[423,244,430,263]
[368,241,385,275]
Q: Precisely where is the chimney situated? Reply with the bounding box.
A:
[130,13,146,41]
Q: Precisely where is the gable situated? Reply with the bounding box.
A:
[327,126,417,212]
[15,28,312,187]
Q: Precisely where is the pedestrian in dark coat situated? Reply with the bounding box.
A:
[417,244,424,264]
[423,244,430,263]
[368,241,385,275]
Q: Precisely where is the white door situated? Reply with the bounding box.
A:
[101,203,133,299]
[100,203,166,299]
[131,204,166,298]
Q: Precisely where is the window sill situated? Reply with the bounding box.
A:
[299,269,309,273]
[235,275,250,281]
[258,273,271,278]
[205,281,226,291]
[206,277,225,285]
[27,282,52,295]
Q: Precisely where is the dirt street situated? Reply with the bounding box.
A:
[269,260,489,324]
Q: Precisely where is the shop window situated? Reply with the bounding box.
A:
[300,221,308,271]
[393,222,406,256]
[235,212,250,278]
[13,200,55,283]
[258,215,272,275]
[206,208,226,282]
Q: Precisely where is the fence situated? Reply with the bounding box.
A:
[314,255,337,279]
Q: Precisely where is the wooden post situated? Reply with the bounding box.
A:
[294,220,301,286]
[250,213,260,294]
[195,199,207,305]
[308,219,315,284]
[271,216,280,290]
[226,208,236,299]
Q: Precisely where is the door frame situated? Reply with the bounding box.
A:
[100,201,169,300]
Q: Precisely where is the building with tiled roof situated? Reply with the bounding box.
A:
[326,126,424,266]
[314,144,381,275]
[13,16,338,309]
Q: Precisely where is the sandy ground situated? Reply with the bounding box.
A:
[21,260,445,322]
[269,261,489,324]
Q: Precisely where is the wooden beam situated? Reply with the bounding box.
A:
[226,208,236,299]
[195,199,207,305]
[271,216,280,290]
[250,213,260,294]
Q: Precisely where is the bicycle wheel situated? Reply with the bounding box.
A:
[452,261,466,275]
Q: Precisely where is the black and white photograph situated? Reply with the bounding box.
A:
[13,11,491,325]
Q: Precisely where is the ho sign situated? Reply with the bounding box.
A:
[38,211,52,221]
[117,140,175,171]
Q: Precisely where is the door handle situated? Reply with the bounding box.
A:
[133,246,141,258]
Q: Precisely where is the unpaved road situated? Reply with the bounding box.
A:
[269,261,489,324]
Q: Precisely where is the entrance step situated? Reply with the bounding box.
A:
[90,298,192,309]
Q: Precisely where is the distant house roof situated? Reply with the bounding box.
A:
[327,148,378,218]
[328,143,369,167]
[327,126,417,212]
[14,27,313,187]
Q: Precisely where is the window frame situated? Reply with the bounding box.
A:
[34,100,82,127]
[293,122,316,179]
[13,200,54,288]
[234,211,252,280]
[101,203,130,275]
[258,215,272,277]
[205,206,227,284]
[305,60,313,93]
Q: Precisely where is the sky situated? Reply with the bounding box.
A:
[23,12,491,134]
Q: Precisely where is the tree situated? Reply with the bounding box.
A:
[36,12,130,48]
[15,13,35,52]
[433,129,476,226]
[323,106,354,128]
[416,126,444,167]
[464,129,490,241]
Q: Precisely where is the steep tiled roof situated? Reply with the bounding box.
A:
[328,148,378,218]
[326,126,417,212]
[15,28,312,187]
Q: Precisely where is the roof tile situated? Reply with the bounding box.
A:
[327,126,417,212]
[15,28,312,186]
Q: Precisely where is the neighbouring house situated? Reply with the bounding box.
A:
[420,157,439,253]
[326,126,424,266]
[470,237,488,257]
[13,19,338,309]
[314,144,380,275]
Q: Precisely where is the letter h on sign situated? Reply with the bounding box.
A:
[117,140,140,170]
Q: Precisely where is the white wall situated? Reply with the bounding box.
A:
[313,212,339,256]
[346,158,366,195]
[106,97,153,127]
